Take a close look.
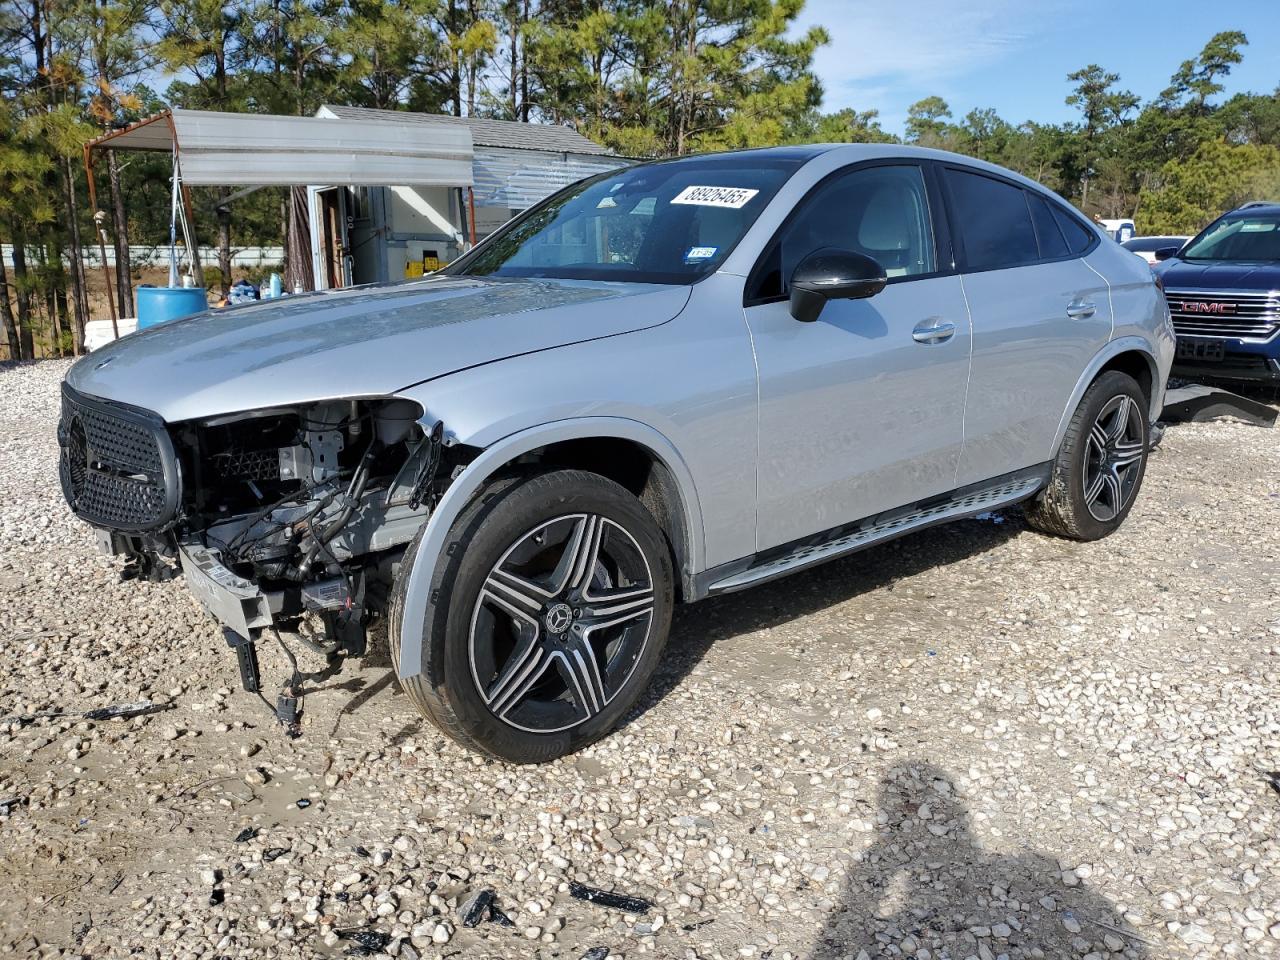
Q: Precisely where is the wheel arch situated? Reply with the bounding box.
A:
[393,417,705,680]
[1051,338,1162,456]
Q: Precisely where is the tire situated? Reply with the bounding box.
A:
[389,469,674,763]
[1025,370,1150,541]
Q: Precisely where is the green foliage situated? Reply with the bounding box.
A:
[1137,141,1280,234]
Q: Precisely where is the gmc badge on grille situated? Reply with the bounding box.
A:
[1179,301,1236,314]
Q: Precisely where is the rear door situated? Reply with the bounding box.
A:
[742,162,972,552]
[942,167,1113,487]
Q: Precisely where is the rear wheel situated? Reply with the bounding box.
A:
[389,469,674,763]
[1025,370,1149,541]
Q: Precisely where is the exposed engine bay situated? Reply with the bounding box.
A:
[62,388,469,732]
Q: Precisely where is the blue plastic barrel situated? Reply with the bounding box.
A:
[136,286,209,330]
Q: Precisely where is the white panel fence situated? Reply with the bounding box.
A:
[1,244,284,271]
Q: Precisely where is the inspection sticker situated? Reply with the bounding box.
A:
[684,246,718,262]
[671,185,759,209]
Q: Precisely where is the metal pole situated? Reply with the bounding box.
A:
[83,144,119,335]
[467,186,477,247]
[94,212,119,339]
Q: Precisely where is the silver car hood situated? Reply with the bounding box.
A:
[66,275,691,422]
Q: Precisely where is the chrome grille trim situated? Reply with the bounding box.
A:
[1165,288,1280,341]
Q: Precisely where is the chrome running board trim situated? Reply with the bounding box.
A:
[705,472,1044,596]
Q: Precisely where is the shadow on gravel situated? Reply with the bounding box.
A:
[811,761,1148,959]
[629,514,1024,723]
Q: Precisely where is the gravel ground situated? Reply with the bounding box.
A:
[2,358,1279,960]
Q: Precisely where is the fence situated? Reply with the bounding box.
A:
[1,244,284,270]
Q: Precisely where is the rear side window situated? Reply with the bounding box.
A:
[944,168,1038,270]
[1052,205,1095,255]
[1027,193,1070,259]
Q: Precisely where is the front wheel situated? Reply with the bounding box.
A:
[389,469,674,763]
[1025,370,1150,541]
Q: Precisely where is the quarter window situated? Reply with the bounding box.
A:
[1027,193,1070,260]
[944,168,1039,270]
[748,165,935,301]
[1052,204,1095,255]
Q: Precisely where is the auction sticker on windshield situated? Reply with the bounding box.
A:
[671,185,759,209]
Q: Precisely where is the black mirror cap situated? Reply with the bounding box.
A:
[789,250,888,322]
[1153,246,1180,262]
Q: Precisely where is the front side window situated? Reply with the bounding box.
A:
[1181,213,1280,262]
[445,156,802,285]
[749,164,936,301]
[945,168,1039,270]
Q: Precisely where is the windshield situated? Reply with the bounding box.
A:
[445,155,803,284]
[1181,213,1280,262]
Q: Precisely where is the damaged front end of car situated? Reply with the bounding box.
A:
[58,383,466,731]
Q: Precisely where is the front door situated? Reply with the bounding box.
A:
[742,163,972,553]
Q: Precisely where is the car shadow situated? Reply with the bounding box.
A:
[810,760,1150,958]
[628,511,1025,724]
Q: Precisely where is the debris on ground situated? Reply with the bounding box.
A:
[568,881,652,915]
[232,826,258,843]
[336,928,390,955]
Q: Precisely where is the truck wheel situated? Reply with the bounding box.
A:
[390,470,674,763]
[1025,370,1149,541]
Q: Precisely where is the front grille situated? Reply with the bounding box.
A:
[1166,289,1280,340]
[58,384,180,531]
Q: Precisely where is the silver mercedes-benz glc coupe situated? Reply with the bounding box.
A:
[59,145,1173,762]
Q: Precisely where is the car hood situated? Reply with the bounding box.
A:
[1155,259,1280,292]
[67,276,691,423]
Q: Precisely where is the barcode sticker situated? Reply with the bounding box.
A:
[671,185,759,209]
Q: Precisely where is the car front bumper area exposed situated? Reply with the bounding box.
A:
[178,541,279,639]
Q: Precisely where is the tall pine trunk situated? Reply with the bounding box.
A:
[107,149,133,316]
[61,158,88,355]
[0,245,19,360]
[10,226,34,359]
[217,196,232,296]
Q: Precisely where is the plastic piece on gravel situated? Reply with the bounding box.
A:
[568,881,652,914]
[337,929,390,954]
[460,889,494,927]
[1265,771,1280,797]
[233,826,258,843]
[580,949,610,960]
[83,700,163,721]
[296,798,311,808]
[262,847,290,862]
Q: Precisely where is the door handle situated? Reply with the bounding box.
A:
[1066,299,1097,319]
[912,319,956,344]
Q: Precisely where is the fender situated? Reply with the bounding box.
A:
[393,416,706,679]
[1050,336,1161,455]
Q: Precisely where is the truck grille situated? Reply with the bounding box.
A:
[1166,289,1280,340]
[58,384,180,532]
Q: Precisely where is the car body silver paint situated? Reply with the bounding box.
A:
[394,271,759,568]
[743,274,972,551]
[54,142,1172,683]
[65,276,692,422]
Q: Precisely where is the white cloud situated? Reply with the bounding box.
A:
[794,0,1068,131]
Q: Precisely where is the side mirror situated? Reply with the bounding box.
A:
[1153,246,1180,262]
[789,249,887,323]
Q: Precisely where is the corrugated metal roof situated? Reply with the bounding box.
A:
[472,147,629,208]
[318,104,612,156]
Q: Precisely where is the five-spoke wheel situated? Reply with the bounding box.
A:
[1025,370,1150,541]
[471,513,656,733]
[390,470,673,763]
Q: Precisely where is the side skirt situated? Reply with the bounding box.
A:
[695,464,1049,598]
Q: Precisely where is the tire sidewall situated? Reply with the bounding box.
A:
[428,471,673,763]
[1062,371,1149,540]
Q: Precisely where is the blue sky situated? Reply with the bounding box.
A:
[794,0,1280,136]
